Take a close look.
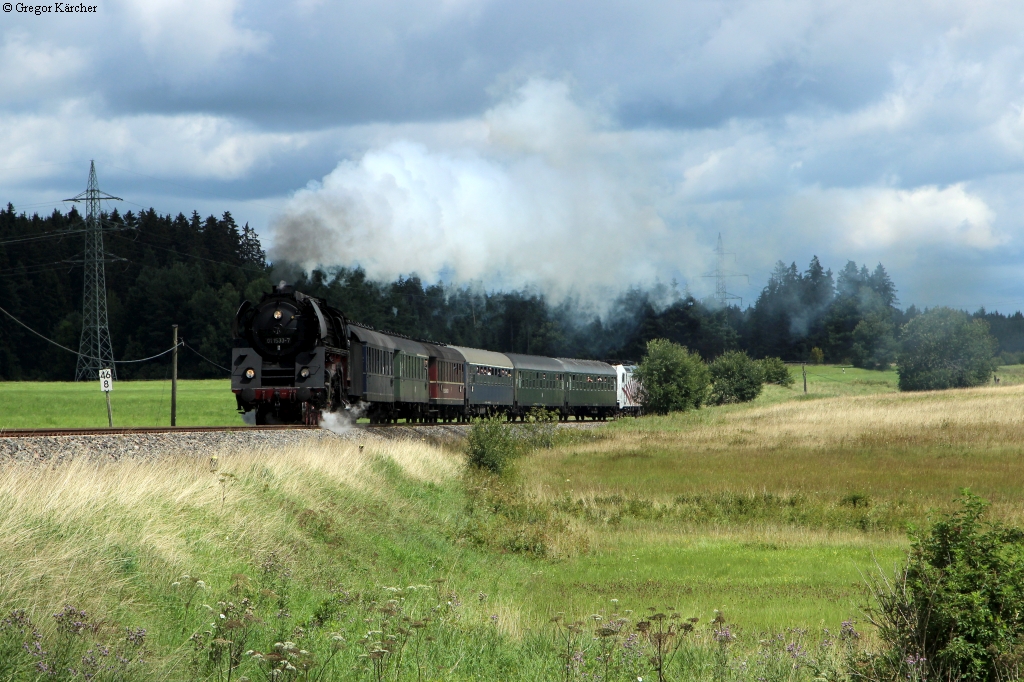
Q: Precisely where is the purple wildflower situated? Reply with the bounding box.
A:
[125,627,147,647]
[53,605,89,636]
[714,626,735,644]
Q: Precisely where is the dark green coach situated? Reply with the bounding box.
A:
[559,358,617,420]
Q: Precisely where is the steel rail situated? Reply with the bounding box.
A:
[0,425,320,438]
[0,421,599,438]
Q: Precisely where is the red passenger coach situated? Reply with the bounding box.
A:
[421,343,466,422]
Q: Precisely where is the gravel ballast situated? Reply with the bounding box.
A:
[0,422,603,465]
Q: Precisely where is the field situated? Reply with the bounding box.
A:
[0,365,1021,680]
[0,379,241,428]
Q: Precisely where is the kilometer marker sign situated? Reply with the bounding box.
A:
[98,368,113,427]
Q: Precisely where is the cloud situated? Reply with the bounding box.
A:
[268,74,1019,308]
[843,185,1000,250]
[6,0,1024,311]
[793,184,1001,252]
[113,0,268,75]
[0,33,87,102]
[270,80,685,300]
[0,102,311,184]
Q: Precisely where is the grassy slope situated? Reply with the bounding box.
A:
[1,366,1021,679]
[0,379,240,428]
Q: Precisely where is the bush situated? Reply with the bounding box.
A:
[866,493,1024,681]
[896,307,996,391]
[634,339,711,415]
[759,357,794,387]
[709,351,765,405]
[809,347,824,365]
[521,408,559,449]
[998,351,1023,366]
[466,416,520,475]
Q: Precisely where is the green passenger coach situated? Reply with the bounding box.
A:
[559,358,617,420]
[391,337,430,409]
[505,353,566,417]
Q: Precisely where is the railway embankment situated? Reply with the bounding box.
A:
[0,421,601,464]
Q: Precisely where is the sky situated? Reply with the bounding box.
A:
[4,0,1024,311]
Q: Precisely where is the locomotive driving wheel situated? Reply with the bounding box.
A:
[302,402,322,426]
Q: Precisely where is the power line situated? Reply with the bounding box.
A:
[0,301,180,364]
[0,228,89,248]
[106,231,266,273]
[184,342,230,373]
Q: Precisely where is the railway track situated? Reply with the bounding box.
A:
[0,425,321,438]
[0,420,600,439]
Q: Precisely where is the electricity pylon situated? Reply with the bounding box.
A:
[66,161,121,381]
[702,233,747,307]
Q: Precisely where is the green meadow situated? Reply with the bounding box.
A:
[0,366,1019,680]
[0,379,240,428]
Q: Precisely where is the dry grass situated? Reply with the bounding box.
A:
[609,383,1024,452]
[524,384,1024,522]
[0,437,461,628]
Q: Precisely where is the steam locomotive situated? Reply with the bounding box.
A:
[231,283,641,424]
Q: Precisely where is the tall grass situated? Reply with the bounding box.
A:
[7,376,1024,678]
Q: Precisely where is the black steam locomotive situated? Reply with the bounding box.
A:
[231,283,348,424]
[231,283,640,424]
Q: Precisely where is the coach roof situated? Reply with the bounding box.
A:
[449,346,513,369]
[349,325,396,350]
[504,353,566,373]
[420,343,465,363]
[557,358,617,376]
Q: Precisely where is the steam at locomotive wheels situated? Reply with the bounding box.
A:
[232,283,641,425]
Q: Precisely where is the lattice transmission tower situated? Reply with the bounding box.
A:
[66,161,121,381]
[702,233,748,307]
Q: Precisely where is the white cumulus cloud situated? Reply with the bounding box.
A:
[794,184,1001,252]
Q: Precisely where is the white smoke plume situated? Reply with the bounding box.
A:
[269,79,696,301]
[319,403,367,436]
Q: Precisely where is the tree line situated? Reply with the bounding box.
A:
[0,203,267,380]
[0,202,1020,381]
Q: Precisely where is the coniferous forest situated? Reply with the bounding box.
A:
[1,203,1023,380]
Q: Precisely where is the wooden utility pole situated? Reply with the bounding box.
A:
[802,362,807,394]
[171,325,178,426]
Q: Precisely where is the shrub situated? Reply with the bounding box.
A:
[866,493,1024,681]
[759,357,794,387]
[809,347,824,365]
[466,416,520,476]
[709,351,765,405]
[634,339,711,415]
[998,351,1023,366]
[896,307,996,391]
[521,407,559,449]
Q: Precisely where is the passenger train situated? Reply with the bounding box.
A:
[231,283,641,425]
